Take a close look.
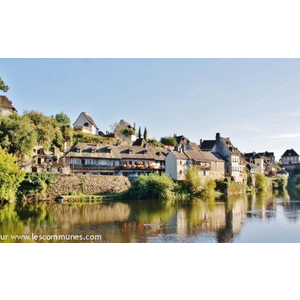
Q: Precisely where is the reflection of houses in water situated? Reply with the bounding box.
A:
[248,194,277,219]
[174,198,248,242]
[283,201,300,222]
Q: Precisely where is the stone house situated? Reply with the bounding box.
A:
[0,95,17,116]
[73,112,99,135]
[244,152,265,174]
[64,140,168,175]
[280,149,299,165]
[114,119,137,143]
[165,147,225,181]
[201,133,246,183]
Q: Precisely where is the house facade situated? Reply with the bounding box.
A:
[280,149,299,165]
[73,112,99,135]
[201,133,247,183]
[115,119,137,143]
[64,140,168,175]
[0,95,17,116]
[165,148,225,181]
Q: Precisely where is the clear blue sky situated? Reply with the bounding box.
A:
[1,58,300,161]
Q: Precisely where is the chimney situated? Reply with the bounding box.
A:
[216,133,220,141]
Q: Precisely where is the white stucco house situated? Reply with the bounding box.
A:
[73,112,99,135]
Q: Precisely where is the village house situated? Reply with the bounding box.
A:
[201,133,246,183]
[64,139,168,175]
[114,119,137,143]
[165,143,225,181]
[280,149,299,165]
[244,151,277,176]
[0,95,17,116]
[19,146,70,174]
[73,112,99,135]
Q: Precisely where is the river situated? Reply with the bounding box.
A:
[1,190,300,243]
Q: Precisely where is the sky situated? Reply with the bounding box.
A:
[1,58,300,160]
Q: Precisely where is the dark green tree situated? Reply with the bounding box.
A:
[0,76,9,92]
[138,126,142,139]
[0,114,36,157]
[55,111,71,127]
[143,127,148,141]
[24,110,64,151]
[160,136,177,146]
[0,147,25,201]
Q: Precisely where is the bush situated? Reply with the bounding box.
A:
[183,166,202,194]
[254,173,268,191]
[0,147,25,201]
[128,173,178,200]
[17,173,59,200]
[272,175,288,191]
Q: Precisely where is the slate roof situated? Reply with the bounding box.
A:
[170,151,189,160]
[73,112,99,129]
[133,138,148,147]
[0,95,17,112]
[281,149,299,157]
[188,142,200,151]
[65,142,169,161]
[200,140,216,151]
[184,150,224,162]
[82,112,98,129]
[120,119,134,129]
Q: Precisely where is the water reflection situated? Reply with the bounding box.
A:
[1,191,300,243]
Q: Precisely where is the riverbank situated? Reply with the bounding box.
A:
[17,173,131,201]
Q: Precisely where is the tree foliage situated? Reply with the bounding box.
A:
[272,175,288,191]
[0,147,25,201]
[23,110,64,151]
[128,173,178,200]
[0,114,36,157]
[160,136,177,146]
[183,166,202,194]
[0,76,9,92]
[143,127,148,140]
[254,173,268,191]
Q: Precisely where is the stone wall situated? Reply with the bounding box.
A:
[47,175,131,197]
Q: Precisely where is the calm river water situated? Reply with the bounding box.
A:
[1,190,300,243]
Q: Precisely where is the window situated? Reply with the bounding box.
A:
[84,122,89,127]
[179,170,183,175]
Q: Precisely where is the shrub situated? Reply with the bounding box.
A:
[17,173,59,200]
[183,166,202,194]
[0,147,25,201]
[128,173,178,200]
[272,175,288,191]
[254,173,268,191]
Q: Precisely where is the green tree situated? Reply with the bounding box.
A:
[143,127,148,141]
[55,111,71,126]
[254,173,268,191]
[0,114,36,157]
[0,147,25,201]
[55,111,73,146]
[138,126,142,139]
[160,136,177,146]
[24,110,64,151]
[0,76,9,92]
[128,173,178,200]
[183,166,202,194]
